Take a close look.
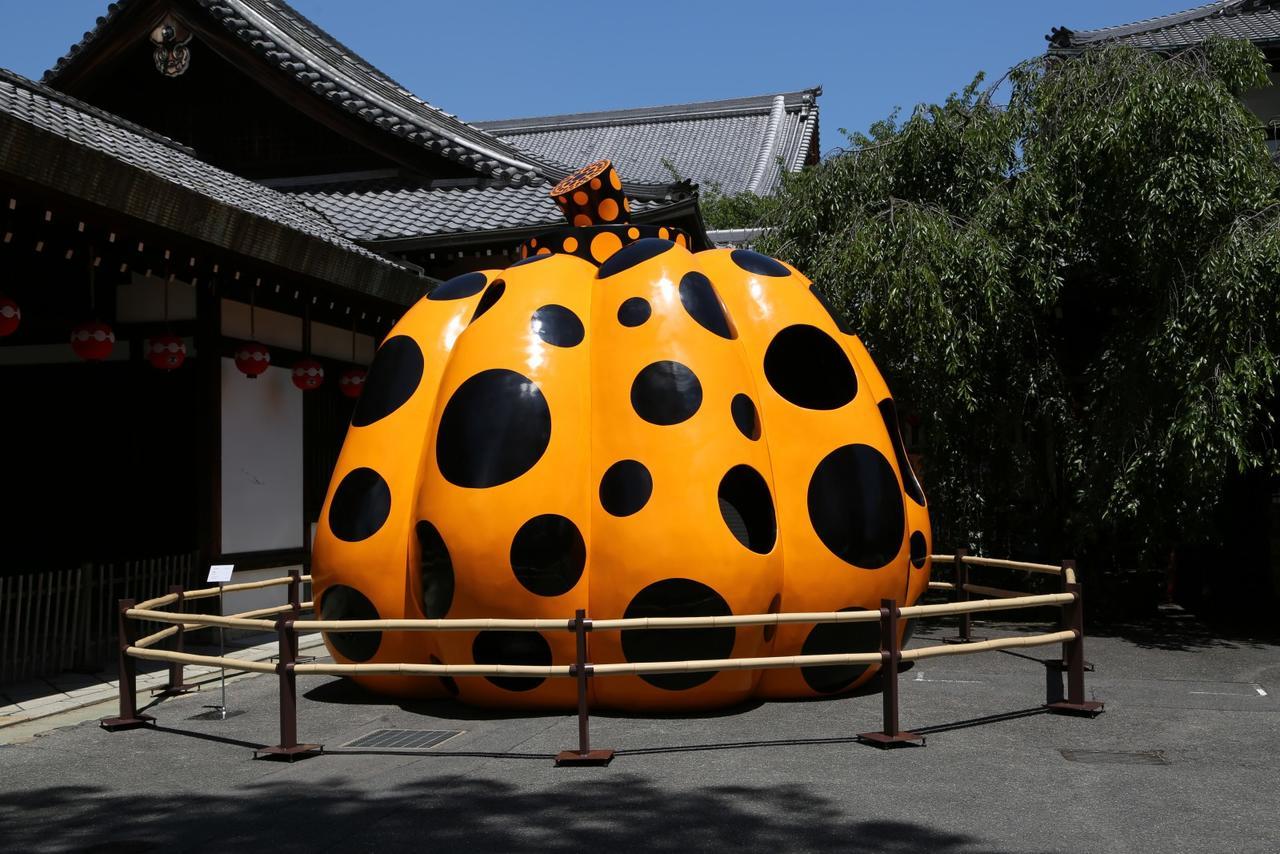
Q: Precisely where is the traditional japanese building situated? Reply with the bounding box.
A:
[0,0,820,682]
[1047,0,1280,152]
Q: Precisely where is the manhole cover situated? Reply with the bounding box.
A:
[340,729,463,751]
[1059,749,1168,765]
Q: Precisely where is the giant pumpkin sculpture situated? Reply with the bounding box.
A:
[312,160,930,710]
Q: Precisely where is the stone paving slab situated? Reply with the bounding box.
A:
[0,633,326,731]
[1,621,1277,853]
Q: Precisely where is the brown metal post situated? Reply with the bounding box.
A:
[555,608,614,766]
[254,614,322,760]
[159,585,195,696]
[100,598,154,730]
[857,598,924,748]
[287,568,301,659]
[944,547,982,644]
[1045,579,1104,717]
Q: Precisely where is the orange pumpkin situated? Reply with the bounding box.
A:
[312,161,931,710]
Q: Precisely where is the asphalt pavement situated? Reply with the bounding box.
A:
[1,616,1277,854]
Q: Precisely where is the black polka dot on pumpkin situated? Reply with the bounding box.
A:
[621,578,734,690]
[436,369,551,488]
[678,271,735,339]
[328,467,391,542]
[470,279,505,323]
[428,271,487,300]
[321,584,381,662]
[878,398,926,507]
[472,630,552,692]
[764,324,858,410]
[351,335,424,428]
[731,394,760,440]
[807,444,905,569]
[809,284,856,335]
[800,608,880,693]
[430,654,459,697]
[731,249,790,278]
[910,530,927,569]
[416,520,454,618]
[631,360,702,425]
[599,459,652,516]
[531,304,584,347]
[510,514,586,597]
[597,238,674,278]
[718,465,777,554]
[509,254,551,268]
[617,297,651,327]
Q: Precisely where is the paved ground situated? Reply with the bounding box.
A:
[1,615,1277,854]
[0,633,326,731]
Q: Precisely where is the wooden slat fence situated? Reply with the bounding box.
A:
[1,552,198,685]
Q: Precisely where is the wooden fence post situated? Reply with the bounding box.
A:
[857,598,924,748]
[555,608,613,766]
[944,547,983,644]
[1046,572,1105,717]
[100,598,154,731]
[159,584,195,696]
[253,614,322,760]
[287,568,301,659]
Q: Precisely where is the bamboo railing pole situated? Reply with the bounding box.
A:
[961,557,1062,574]
[900,630,1077,661]
[125,608,275,630]
[898,592,1074,618]
[126,647,278,673]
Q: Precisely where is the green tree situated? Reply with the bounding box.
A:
[756,39,1280,574]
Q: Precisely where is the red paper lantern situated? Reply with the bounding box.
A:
[0,293,19,337]
[234,341,270,378]
[70,320,115,361]
[291,357,324,391]
[147,334,187,371]
[339,367,367,398]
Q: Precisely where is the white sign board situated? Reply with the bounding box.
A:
[207,564,235,583]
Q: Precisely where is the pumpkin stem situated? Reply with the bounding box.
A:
[549,160,632,227]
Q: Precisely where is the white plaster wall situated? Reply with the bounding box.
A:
[219,358,303,553]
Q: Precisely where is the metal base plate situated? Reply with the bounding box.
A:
[856,730,926,749]
[100,714,155,731]
[1045,700,1105,717]
[555,749,615,767]
[253,743,324,761]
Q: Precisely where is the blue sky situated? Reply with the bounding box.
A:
[4,1,1185,154]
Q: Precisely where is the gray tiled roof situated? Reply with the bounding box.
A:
[0,67,415,275]
[287,177,672,243]
[1048,1,1280,51]
[477,89,822,196]
[44,0,688,201]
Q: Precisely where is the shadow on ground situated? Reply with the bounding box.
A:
[0,778,1033,854]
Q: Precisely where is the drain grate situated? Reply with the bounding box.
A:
[340,729,464,751]
[1060,749,1168,766]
